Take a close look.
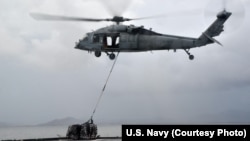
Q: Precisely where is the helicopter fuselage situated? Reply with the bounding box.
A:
[75,10,231,60]
[76,25,198,59]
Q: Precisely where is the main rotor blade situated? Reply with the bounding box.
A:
[129,14,168,21]
[30,13,108,22]
[30,8,203,24]
[129,9,202,21]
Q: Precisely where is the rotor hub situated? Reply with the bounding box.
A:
[107,16,130,24]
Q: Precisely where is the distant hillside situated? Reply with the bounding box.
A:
[38,117,83,126]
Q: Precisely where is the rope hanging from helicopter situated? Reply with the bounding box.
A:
[90,52,120,120]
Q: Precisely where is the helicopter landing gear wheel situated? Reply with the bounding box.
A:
[189,55,194,60]
[109,53,116,60]
[184,49,194,60]
[95,51,101,58]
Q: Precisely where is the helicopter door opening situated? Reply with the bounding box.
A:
[103,34,120,49]
[107,37,112,46]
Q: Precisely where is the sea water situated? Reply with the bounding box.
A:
[0,125,121,140]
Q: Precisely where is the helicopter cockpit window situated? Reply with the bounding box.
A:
[93,35,100,43]
[83,36,88,41]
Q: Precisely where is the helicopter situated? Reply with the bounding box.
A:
[31,5,232,60]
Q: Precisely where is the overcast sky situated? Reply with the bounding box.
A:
[0,0,250,125]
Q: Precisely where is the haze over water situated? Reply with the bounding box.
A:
[0,125,121,140]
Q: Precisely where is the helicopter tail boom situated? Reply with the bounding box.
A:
[195,10,232,46]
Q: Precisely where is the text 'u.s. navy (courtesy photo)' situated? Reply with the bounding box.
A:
[122,125,249,140]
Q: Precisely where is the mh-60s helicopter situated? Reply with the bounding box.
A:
[31,6,232,60]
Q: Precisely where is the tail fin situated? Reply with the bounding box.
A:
[196,10,232,46]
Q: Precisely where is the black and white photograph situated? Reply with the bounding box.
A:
[0,0,249,140]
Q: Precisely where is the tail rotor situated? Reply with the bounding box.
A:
[204,0,245,33]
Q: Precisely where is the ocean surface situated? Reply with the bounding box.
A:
[0,125,121,141]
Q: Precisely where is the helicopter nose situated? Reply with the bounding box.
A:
[75,40,89,51]
[75,41,81,49]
